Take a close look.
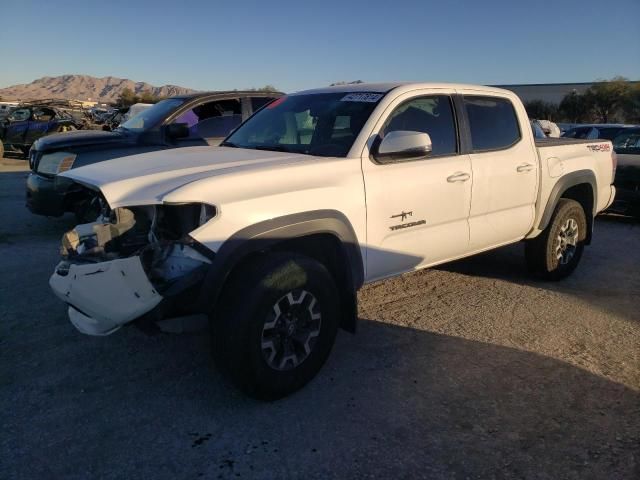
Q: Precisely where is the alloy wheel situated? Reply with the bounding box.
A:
[261,289,322,371]
[555,217,579,265]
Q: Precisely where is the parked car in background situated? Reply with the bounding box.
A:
[0,104,81,158]
[0,101,19,120]
[49,82,616,399]
[121,103,153,123]
[562,124,631,141]
[537,119,561,138]
[609,127,640,217]
[26,90,283,220]
[530,119,546,139]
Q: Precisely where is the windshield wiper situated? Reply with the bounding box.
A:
[252,145,291,153]
[220,141,239,148]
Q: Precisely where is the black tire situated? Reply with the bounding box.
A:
[525,198,587,280]
[20,146,30,159]
[211,252,340,400]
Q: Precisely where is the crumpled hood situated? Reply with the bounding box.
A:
[61,146,315,207]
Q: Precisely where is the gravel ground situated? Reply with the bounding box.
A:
[1,164,639,479]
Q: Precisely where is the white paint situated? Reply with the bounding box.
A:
[54,82,617,335]
[50,257,162,335]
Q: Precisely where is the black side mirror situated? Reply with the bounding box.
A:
[165,123,189,140]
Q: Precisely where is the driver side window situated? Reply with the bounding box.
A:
[381,95,458,157]
[172,99,242,139]
[33,108,55,122]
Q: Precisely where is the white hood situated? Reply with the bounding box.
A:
[61,146,312,207]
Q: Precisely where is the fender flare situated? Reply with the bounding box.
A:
[196,210,364,328]
[537,169,597,233]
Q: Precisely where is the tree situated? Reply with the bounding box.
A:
[621,83,640,124]
[115,88,163,107]
[138,90,163,104]
[116,88,138,107]
[524,100,558,120]
[330,80,364,86]
[257,85,278,92]
[584,76,630,123]
[558,91,592,123]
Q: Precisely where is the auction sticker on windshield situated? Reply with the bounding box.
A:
[341,93,383,102]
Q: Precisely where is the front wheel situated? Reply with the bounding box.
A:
[525,198,587,280]
[211,253,340,400]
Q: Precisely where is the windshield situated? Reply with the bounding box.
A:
[119,98,184,132]
[223,92,385,157]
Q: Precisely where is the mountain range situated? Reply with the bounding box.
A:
[0,75,197,103]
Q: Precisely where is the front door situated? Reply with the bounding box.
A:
[362,91,472,281]
[4,108,32,145]
[26,108,55,145]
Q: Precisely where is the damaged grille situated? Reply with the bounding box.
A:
[59,202,215,294]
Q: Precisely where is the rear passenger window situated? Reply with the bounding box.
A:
[464,96,520,151]
[382,95,458,157]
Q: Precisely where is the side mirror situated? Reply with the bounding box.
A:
[164,123,189,140]
[373,130,432,163]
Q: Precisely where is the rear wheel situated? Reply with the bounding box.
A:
[211,253,340,400]
[525,198,587,280]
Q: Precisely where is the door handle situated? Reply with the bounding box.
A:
[517,163,535,172]
[447,172,470,183]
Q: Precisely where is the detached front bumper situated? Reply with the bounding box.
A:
[50,256,163,335]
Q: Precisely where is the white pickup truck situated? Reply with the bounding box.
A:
[50,83,617,399]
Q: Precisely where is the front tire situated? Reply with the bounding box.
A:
[211,253,340,400]
[525,198,587,280]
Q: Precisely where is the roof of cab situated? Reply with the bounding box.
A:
[293,82,516,96]
[170,90,285,100]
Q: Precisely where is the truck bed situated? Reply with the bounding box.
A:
[535,138,605,148]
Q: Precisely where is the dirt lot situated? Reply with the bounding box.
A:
[1,160,639,479]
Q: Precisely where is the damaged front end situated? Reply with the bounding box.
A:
[50,198,216,335]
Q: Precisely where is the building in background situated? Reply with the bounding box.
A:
[496,81,640,104]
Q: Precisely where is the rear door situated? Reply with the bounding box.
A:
[361,90,472,281]
[462,93,539,250]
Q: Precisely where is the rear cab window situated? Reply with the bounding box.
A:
[463,96,521,152]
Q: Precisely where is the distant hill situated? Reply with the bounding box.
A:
[0,74,197,103]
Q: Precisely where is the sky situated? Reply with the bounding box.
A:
[1,0,639,92]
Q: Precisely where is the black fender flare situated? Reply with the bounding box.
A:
[196,210,364,330]
[537,169,597,239]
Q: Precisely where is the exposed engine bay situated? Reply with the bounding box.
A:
[49,196,216,335]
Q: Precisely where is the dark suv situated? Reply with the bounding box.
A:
[1,105,80,158]
[26,90,282,220]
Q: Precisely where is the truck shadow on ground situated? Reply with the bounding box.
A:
[5,318,639,479]
[434,216,640,324]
